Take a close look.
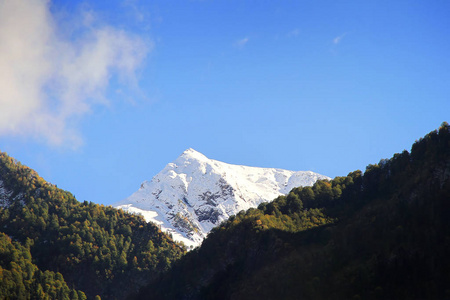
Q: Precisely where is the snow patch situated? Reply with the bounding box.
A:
[0,179,13,208]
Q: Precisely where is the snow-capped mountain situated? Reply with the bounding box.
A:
[115,149,330,248]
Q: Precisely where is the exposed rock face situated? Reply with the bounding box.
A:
[0,178,25,208]
[115,149,330,248]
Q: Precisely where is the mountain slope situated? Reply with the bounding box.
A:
[0,232,87,299]
[0,152,185,299]
[115,148,330,247]
[135,122,450,300]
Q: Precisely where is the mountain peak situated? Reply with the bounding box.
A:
[179,148,208,161]
[116,151,330,248]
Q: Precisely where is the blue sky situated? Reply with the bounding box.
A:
[0,0,449,205]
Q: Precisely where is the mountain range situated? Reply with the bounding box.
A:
[1,123,449,299]
[114,148,329,248]
[135,123,450,300]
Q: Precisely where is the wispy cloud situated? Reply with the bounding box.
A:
[0,0,149,147]
[287,28,300,38]
[333,33,347,45]
[234,37,249,49]
[122,0,154,26]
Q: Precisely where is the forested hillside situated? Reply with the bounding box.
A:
[135,122,450,300]
[0,152,186,299]
[0,232,86,299]
[1,123,448,300]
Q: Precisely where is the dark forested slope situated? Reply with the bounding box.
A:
[0,232,87,299]
[0,152,186,299]
[136,122,450,300]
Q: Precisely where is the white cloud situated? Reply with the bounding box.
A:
[234,37,249,49]
[333,33,347,45]
[0,0,149,147]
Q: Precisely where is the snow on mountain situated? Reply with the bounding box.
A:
[114,149,330,248]
[0,178,14,208]
[0,178,26,209]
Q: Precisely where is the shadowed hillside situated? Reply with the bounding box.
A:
[135,122,450,300]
